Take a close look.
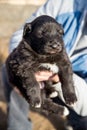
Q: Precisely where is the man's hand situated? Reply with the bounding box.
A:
[35,71,60,98]
[13,71,59,96]
[35,71,59,83]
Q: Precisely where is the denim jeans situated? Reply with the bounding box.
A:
[2,65,32,130]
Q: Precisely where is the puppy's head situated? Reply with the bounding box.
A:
[23,15,64,55]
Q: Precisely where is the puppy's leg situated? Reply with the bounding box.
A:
[59,64,77,105]
[42,98,69,117]
[22,71,41,108]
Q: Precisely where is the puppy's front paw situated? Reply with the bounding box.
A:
[63,92,77,105]
[49,91,58,98]
[63,107,69,116]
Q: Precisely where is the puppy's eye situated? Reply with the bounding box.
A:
[37,29,46,38]
[37,30,43,38]
[38,33,42,38]
[59,29,64,35]
[57,27,64,36]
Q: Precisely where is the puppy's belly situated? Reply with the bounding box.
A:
[39,63,59,74]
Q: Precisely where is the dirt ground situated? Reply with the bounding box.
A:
[0,3,66,130]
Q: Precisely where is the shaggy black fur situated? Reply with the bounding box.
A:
[6,15,77,116]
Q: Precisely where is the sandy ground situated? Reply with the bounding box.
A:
[0,3,56,130]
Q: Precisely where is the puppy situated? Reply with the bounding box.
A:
[6,15,77,115]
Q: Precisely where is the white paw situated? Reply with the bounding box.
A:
[63,107,69,116]
[49,91,58,98]
[35,103,41,108]
[66,126,73,130]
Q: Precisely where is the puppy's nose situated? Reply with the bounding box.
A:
[52,44,58,48]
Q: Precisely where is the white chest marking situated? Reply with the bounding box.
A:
[40,63,59,74]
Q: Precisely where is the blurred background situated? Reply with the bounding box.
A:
[0,1,65,130]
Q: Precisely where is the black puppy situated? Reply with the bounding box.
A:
[6,15,77,115]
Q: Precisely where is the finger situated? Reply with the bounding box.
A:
[35,71,53,82]
[38,82,45,89]
[14,87,22,95]
[35,74,52,82]
[36,71,53,76]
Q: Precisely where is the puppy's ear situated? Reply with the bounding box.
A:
[23,23,32,37]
